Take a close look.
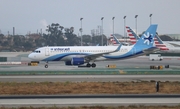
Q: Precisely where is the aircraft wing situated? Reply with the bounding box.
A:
[84,44,122,61]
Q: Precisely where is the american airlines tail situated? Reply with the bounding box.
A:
[126,26,138,44]
[154,34,169,50]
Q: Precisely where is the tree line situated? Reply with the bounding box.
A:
[0,23,108,52]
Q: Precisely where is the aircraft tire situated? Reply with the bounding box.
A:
[86,63,91,67]
[92,63,96,68]
[45,64,48,68]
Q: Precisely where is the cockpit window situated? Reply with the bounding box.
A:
[33,50,41,53]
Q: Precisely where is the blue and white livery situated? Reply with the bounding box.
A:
[28,25,158,68]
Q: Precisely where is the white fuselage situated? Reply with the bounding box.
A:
[28,24,158,67]
[28,45,144,62]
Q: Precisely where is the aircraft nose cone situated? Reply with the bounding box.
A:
[28,53,33,59]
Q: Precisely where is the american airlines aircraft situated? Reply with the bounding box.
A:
[28,25,158,68]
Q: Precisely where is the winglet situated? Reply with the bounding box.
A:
[115,44,122,52]
[111,34,121,44]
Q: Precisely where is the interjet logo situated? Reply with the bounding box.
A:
[142,32,153,45]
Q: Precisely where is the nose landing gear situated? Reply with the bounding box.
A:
[45,64,48,68]
[45,61,48,68]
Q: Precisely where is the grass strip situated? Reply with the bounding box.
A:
[0,81,180,94]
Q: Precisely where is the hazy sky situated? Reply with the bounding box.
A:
[0,0,180,36]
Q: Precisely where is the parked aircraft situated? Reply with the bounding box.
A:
[28,25,158,68]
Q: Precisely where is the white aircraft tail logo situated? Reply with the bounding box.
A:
[142,32,153,45]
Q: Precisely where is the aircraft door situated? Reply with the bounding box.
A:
[45,48,50,56]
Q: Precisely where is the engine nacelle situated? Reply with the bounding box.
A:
[72,57,84,65]
[65,57,85,65]
[65,61,72,65]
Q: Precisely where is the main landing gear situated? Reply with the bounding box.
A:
[86,63,96,68]
[45,61,48,68]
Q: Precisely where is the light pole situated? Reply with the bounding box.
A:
[80,18,83,46]
[112,17,115,35]
[123,16,126,41]
[135,15,138,35]
[149,14,152,25]
[101,17,104,46]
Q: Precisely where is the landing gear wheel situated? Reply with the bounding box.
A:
[92,63,96,68]
[45,64,48,68]
[86,63,91,67]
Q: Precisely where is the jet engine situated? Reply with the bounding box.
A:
[65,57,85,65]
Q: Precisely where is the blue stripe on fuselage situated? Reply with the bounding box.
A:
[42,52,91,61]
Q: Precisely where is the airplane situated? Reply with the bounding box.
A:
[28,24,158,68]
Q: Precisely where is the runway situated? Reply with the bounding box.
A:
[1,56,180,71]
[0,75,180,82]
[0,56,180,82]
[0,94,180,107]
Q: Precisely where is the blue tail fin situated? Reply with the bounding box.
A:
[134,24,157,47]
